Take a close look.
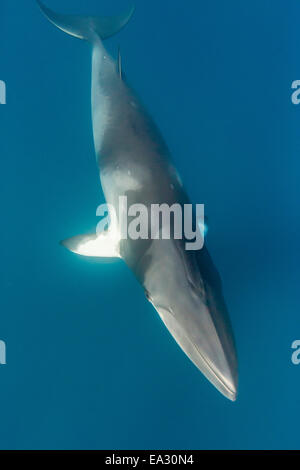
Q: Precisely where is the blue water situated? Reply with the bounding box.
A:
[0,0,299,450]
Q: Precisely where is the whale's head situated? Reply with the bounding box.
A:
[139,238,238,401]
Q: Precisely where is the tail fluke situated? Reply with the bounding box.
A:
[37,1,135,42]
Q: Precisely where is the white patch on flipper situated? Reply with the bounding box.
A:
[61,226,121,258]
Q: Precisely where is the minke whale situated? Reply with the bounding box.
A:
[37,1,238,401]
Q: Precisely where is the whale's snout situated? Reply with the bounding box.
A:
[141,240,238,401]
[153,299,238,401]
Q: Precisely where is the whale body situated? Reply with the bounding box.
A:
[37,1,238,401]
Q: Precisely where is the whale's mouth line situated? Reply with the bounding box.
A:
[193,341,236,399]
[163,306,236,399]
